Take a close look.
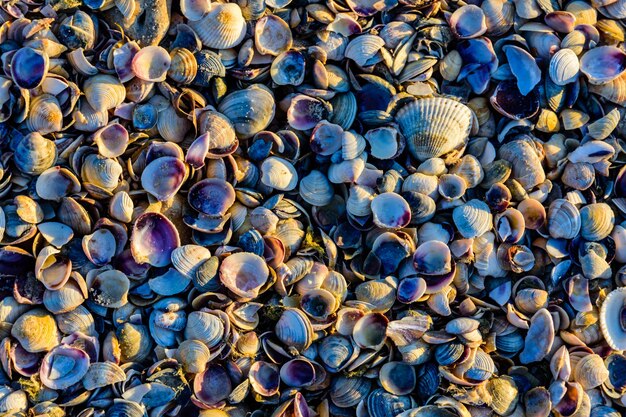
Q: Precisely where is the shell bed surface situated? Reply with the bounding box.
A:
[6,0,626,416]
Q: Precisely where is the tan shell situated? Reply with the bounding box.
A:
[587,108,621,140]
[498,137,546,191]
[396,97,473,162]
[573,354,609,389]
[580,203,614,241]
[26,94,63,134]
[83,74,125,112]
[189,3,247,49]
[11,309,60,353]
[176,339,211,374]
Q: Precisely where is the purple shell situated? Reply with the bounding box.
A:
[490,80,540,120]
[131,212,181,267]
[40,345,90,390]
[11,47,48,89]
[193,363,232,406]
[188,178,236,216]
[287,95,328,130]
[397,277,427,304]
[580,46,626,85]
[141,156,187,201]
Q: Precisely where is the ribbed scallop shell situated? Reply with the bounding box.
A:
[548,199,581,239]
[83,74,125,112]
[549,48,580,86]
[580,203,614,241]
[167,48,197,85]
[396,97,473,162]
[453,199,493,238]
[189,3,247,50]
[600,287,626,350]
[26,94,63,134]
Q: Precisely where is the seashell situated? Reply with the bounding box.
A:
[287,94,329,131]
[73,100,109,132]
[299,170,334,207]
[194,363,232,406]
[275,308,313,352]
[355,278,396,313]
[261,157,298,191]
[453,199,493,239]
[520,308,554,364]
[580,203,614,241]
[40,345,89,390]
[220,252,268,300]
[580,46,626,84]
[498,137,546,190]
[271,51,306,86]
[548,199,581,239]
[249,361,280,397]
[218,85,275,139]
[166,48,197,85]
[141,156,187,201]
[574,354,609,389]
[504,45,541,95]
[448,5,487,39]
[439,50,463,81]
[379,362,416,396]
[370,193,411,229]
[353,312,388,349]
[156,104,193,143]
[189,3,247,49]
[11,47,48,89]
[132,46,171,82]
[82,362,126,390]
[486,376,519,415]
[345,35,385,67]
[280,357,316,388]
[490,80,540,120]
[11,309,59,353]
[600,288,626,350]
[587,108,621,140]
[83,74,125,112]
[549,48,580,86]
[181,0,211,21]
[255,15,292,56]
[330,376,371,407]
[109,191,133,223]
[86,268,129,307]
[319,334,358,372]
[397,98,473,163]
[26,94,63,135]
[131,212,181,267]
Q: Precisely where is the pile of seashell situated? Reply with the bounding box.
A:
[4,0,626,416]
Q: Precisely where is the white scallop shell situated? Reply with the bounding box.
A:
[600,287,626,350]
[189,3,247,50]
[396,97,473,162]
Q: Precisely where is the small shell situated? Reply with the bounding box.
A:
[132,46,171,82]
[176,339,211,374]
[11,309,59,353]
[519,308,554,364]
[189,3,247,49]
[40,345,89,389]
[587,108,621,140]
[580,203,614,241]
[131,212,181,267]
[379,362,416,395]
[580,46,626,84]
[275,308,314,352]
[83,74,125,112]
[261,157,298,191]
[26,94,63,135]
[220,252,269,299]
[82,362,126,390]
[600,288,626,350]
[11,47,48,89]
[218,84,275,139]
[396,98,473,162]
[370,193,411,229]
[167,48,198,85]
[549,48,580,86]
[574,354,609,389]
[299,170,334,207]
[271,51,306,86]
[141,156,187,201]
[448,5,487,39]
[453,199,493,238]
[255,15,292,56]
[548,199,581,239]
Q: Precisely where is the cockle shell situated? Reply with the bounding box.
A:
[549,48,580,86]
[396,97,473,162]
[189,3,247,49]
[600,288,626,350]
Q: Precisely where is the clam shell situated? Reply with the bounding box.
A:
[260,157,298,191]
[217,84,275,139]
[396,97,473,162]
[580,46,626,84]
[11,309,59,353]
[519,308,554,364]
[82,362,126,390]
[220,252,269,299]
[189,3,247,49]
[601,288,626,350]
[574,354,609,389]
[40,345,89,390]
[275,308,313,352]
[580,203,614,241]
[255,15,292,56]
[131,46,171,82]
[549,48,580,86]
[26,94,63,135]
[176,339,211,374]
[299,170,334,207]
[83,74,125,112]
[131,212,181,267]
[453,199,493,239]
